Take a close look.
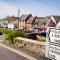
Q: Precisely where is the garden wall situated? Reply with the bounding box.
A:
[16,37,45,56]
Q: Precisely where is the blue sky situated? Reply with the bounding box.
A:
[0,0,60,18]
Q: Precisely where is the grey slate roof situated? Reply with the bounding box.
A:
[19,14,32,21]
[4,16,20,20]
[26,17,36,24]
[53,16,60,21]
[34,17,46,24]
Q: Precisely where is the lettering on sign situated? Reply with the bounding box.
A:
[47,28,60,60]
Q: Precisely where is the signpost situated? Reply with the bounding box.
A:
[45,27,60,60]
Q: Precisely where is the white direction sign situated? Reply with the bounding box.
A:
[46,28,60,60]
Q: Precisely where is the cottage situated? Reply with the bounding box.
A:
[0,19,8,28]
[4,16,20,29]
[26,16,36,31]
[8,20,18,30]
[33,17,46,33]
[18,14,32,29]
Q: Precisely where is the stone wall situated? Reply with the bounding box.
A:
[16,37,45,56]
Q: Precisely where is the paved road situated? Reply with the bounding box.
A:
[0,45,28,60]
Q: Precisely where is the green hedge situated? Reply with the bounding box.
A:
[4,30,26,44]
[0,29,12,34]
[37,36,46,42]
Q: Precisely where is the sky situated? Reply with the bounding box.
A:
[0,0,60,18]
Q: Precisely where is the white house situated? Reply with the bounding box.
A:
[0,19,8,28]
[8,23,15,30]
[7,20,17,30]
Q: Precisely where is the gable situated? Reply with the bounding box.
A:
[48,19,56,27]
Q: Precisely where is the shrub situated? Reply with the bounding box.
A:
[37,36,46,42]
[14,30,26,37]
[0,32,3,35]
[5,30,26,44]
[27,33,37,40]
[40,33,46,37]
[0,29,12,34]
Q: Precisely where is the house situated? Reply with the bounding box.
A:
[0,19,8,28]
[8,20,18,30]
[26,16,36,31]
[33,17,46,33]
[18,14,32,29]
[46,16,60,27]
[4,16,20,29]
[56,21,60,28]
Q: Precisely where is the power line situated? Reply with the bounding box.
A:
[34,0,60,16]
[36,0,60,9]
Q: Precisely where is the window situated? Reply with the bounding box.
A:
[20,25,21,28]
[19,21,21,23]
[23,25,24,28]
[23,21,24,23]
[3,23,5,25]
[5,23,7,26]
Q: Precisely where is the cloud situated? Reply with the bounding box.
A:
[0,1,31,18]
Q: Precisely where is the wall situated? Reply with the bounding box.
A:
[26,23,32,31]
[19,20,25,29]
[16,37,45,56]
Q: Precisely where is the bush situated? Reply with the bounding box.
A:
[0,32,3,35]
[27,33,37,40]
[37,36,46,42]
[40,33,46,37]
[5,30,26,44]
[14,30,26,37]
[0,29,12,34]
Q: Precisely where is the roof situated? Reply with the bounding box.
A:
[53,16,60,21]
[40,17,46,21]
[47,15,60,22]
[8,20,17,24]
[4,16,20,23]
[34,17,46,24]
[26,17,36,24]
[48,19,56,27]
[19,14,32,21]
[4,16,20,20]
[33,17,46,28]
[34,17,40,23]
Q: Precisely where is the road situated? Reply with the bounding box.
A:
[0,45,28,60]
[0,35,50,60]
[0,35,4,42]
